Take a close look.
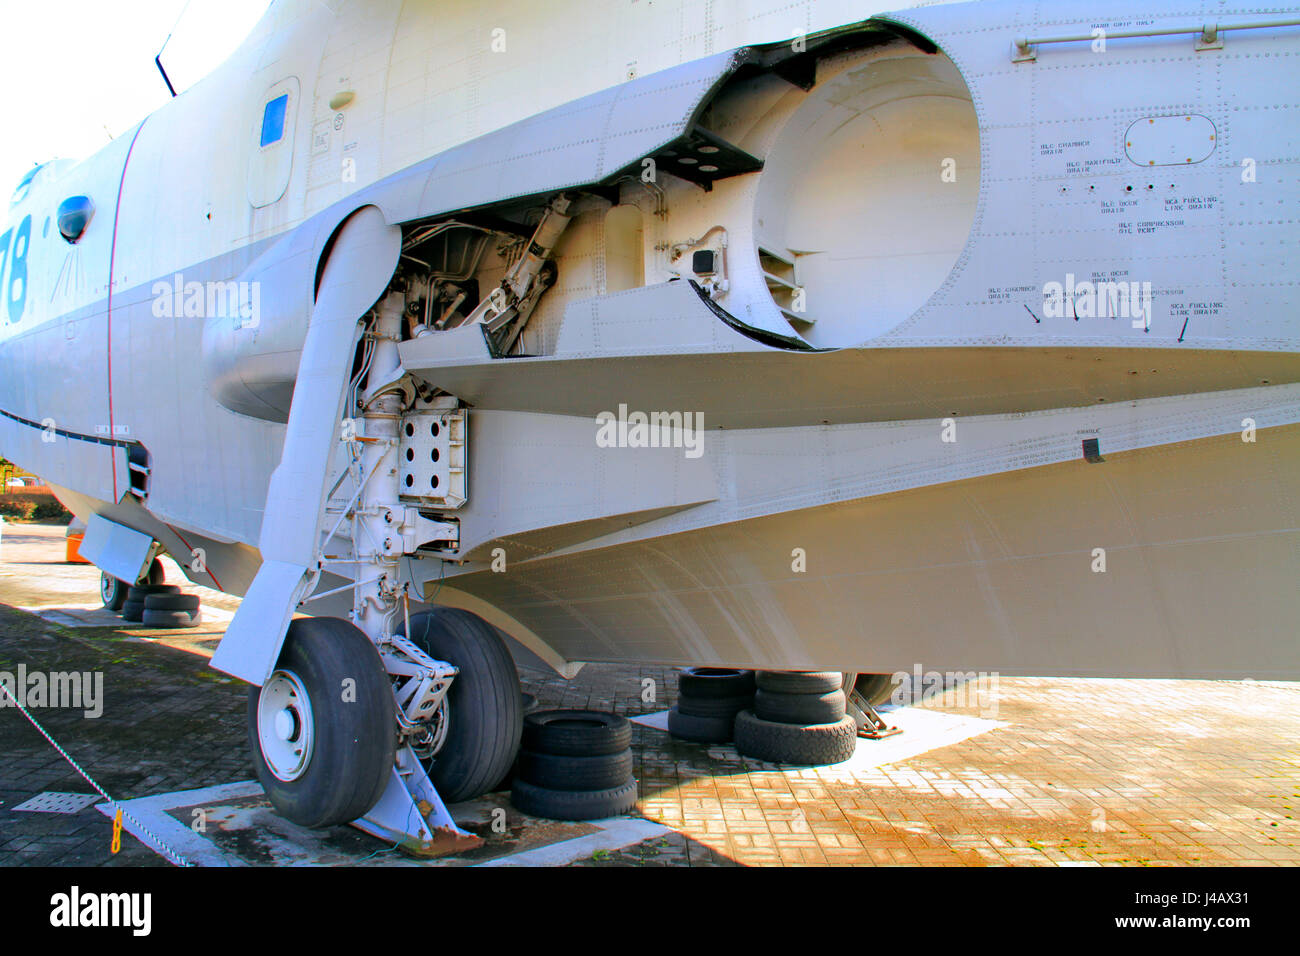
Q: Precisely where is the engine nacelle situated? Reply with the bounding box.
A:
[746,43,980,347]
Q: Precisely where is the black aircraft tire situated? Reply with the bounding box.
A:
[510,777,638,821]
[247,617,396,829]
[754,688,847,726]
[515,748,633,792]
[522,710,631,757]
[141,609,200,629]
[754,671,844,695]
[667,706,734,743]
[488,692,544,792]
[854,673,898,708]
[734,710,858,766]
[400,608,523,803]
[676,692,752,719]
[146,559,165,586]
[100,573,129,611]
[677,667,756,698]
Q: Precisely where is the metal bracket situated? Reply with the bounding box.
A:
[1194,23,1224,51]
[846,685,903,740]
[1012,17,1300,63]
[378,631,458,732]
[856,702,903,740]
[397,507,459,554]
[397,406,468,510]
[352,745,483,858]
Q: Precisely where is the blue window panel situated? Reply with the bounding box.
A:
[260,94,289,147]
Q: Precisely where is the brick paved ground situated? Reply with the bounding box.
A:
[3,615,1297,867]
[0,607,250,866]
[2,523,1297,867]
[529,665,1300,867]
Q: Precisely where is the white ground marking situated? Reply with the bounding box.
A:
[99,780,671,867]
[18,603,232,628]
[632,704,1006,774]
[96,781,264,866]
[632,710,671,731]
[18,604,127,627]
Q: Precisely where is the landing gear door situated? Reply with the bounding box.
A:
[78,514,156,587]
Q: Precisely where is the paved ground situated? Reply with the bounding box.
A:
[2,520,1298,866]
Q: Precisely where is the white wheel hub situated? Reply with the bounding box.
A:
[257,669,315,782]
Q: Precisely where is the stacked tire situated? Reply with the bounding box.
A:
[510,710,638,821]
[142,592,201,628]
[121,584,180,623]
[734,671,858,766]
[668,667,755,743]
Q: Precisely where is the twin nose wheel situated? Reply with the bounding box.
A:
[99,558,165,611]
[247,609,522,828]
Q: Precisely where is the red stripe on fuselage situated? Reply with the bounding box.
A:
[105,121,147,501]
[168,524,223,592]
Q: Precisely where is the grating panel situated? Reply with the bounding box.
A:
[13,791,101,814]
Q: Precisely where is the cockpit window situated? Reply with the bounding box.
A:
[260,94,289,148]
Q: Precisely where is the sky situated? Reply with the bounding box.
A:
[0,0,272,201]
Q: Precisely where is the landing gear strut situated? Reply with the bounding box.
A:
[239,218,527,855]
[257,285,516,855]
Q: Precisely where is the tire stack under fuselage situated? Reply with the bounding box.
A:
[734,671,859,766]
[510,710,639,820]
[667,667,756,743]
[104,561,201,628]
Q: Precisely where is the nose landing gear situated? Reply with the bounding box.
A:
[100,558,164,611]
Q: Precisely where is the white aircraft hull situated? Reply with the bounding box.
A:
[2,0,1297,682]
[432,420,1300,680]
